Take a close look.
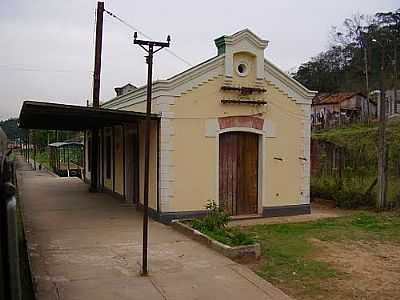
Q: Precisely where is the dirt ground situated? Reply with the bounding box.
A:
[310,238,400,299]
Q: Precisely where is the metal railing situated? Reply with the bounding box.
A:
[0,151,23,300]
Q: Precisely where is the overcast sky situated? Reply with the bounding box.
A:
[0,0,398,120]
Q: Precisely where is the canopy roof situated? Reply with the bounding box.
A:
[19,101,159,130]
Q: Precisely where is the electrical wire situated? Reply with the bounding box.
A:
[104,9,193,67]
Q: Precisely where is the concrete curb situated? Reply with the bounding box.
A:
[171,220,261,263]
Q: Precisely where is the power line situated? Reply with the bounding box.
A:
[104,9,193,67]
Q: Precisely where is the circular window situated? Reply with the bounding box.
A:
[236,62,249,77]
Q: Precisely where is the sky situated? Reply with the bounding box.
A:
[0,0,398,120]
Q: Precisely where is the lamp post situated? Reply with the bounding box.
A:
[133,32,170,276]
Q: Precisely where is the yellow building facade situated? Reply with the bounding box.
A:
[86,29,317,223]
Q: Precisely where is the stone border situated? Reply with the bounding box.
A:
[171,220,261,262]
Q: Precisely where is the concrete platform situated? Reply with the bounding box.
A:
[17,160,290,300]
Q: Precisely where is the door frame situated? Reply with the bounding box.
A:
[216,127,264,215]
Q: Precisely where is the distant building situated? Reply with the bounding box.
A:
[311,92,376,129]
[371,89,400,119]
[0,127,8,154]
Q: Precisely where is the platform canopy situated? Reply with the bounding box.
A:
[18,101,159,131]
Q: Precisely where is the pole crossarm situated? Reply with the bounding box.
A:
[133,32,171,53]
[133,39,170,48]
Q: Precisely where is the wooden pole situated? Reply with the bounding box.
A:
[394,39,398,114]
[364,46,370,121]
[90,1,104,192]
[112,127,115,192]
[27,132,30,164]
[378,46,388,209]
[133,32,170,277]
[122,125,126,201]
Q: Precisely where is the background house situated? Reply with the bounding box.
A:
[311,92,376,129]
[371,89,400,119]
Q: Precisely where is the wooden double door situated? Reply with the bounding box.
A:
[219,132,259,215]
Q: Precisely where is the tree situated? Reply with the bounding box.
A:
[0,118,27,142]
[294,9,400,93]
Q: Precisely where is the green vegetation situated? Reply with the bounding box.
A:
[33,150,50,169]
[311,175,376,208]
[313,119,400,150]
[312,119,400,207]
[240,212,400,298]
[190,201,256,246]
[0,118,27,141]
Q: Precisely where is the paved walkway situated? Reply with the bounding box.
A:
[17,160,290,300]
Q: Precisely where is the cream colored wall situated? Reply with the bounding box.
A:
[124,98,161,115]
[168,56,306,212]
[170,118,216,211]
[94,122,158,209]
[264,84,305,206]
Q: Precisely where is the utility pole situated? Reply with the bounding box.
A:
[133,32,170,276]
[394,38,398,114]
[377,44,387,209]
[362,32,371,121]
[90,1,104,192]
[364,46,370,120]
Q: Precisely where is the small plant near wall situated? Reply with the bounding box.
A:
[192,200,230,231]
[190,200,256,246]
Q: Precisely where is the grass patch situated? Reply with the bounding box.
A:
[239,211,400,298]
[192,225,256,247]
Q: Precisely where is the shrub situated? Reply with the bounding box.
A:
[191,200,230,232]
[335,188,374,209]
[311,175,376,208]
[311,176,339,199]
[191,200,255,246]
